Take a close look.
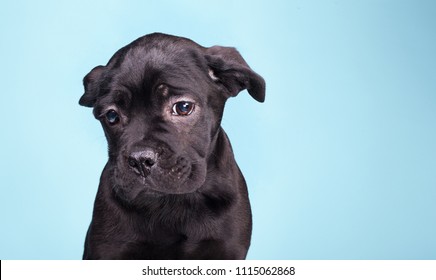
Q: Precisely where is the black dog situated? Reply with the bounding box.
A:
[79,33,265,259]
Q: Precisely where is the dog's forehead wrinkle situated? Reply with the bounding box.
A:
[105,43,213,104]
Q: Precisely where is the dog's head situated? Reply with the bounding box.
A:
[79,33,265,204]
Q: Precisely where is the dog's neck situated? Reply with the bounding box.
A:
[207,127,237,171]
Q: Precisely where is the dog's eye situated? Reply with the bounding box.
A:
[105,110,120,125]
[172,101,195,116]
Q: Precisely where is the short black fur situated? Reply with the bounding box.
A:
[80,33,265,259]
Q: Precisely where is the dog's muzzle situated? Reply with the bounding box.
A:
[117,145,204,195]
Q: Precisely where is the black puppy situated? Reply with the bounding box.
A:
[79,33,265,259]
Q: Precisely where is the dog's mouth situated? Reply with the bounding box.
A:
[130,155,192,183]
[144,156,196,193]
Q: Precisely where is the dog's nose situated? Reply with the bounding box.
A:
[128,149,157,177]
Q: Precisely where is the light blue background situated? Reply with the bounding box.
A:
[1,0,435,260]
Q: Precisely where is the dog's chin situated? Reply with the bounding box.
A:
[111,162,207,207]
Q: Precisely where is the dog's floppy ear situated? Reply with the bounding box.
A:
[79,65,105,108]
[205,46,265,102]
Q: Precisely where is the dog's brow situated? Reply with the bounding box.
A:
[156,84,169,97]
[114,90,132,108]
